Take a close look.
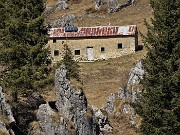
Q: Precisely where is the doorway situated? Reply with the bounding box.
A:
[87,47,94,61]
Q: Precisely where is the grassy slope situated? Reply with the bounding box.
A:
[0,1,152,135]
[79,51,145,135]
[79,50,146,108]
[46,0,152,44]
[45,0,152,134]
[46,0,151,108]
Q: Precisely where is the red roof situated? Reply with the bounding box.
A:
[48,25,137,38]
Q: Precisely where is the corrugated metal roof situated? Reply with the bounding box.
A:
[48,25,137,38]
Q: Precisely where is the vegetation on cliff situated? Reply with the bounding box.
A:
[54,44,81,82]
[135,0,180,134]
[62,44,80,81]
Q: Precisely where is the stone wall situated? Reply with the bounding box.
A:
[47,36,136,62]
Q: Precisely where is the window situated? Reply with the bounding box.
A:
[54,50,59,56]
[53,39,56,43]
[101,47,105,52]
[75,50,80,55]
[118,43,122,49]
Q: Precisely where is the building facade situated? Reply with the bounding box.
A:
[47,25,138,62]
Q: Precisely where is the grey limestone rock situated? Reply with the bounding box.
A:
[105,93,115,115]
[0,87,15,124]
[108,0,135,13]
[37,103,69,135]
[0,86,15,135]
[37,65,100,135]
[55,0,68,11]
[105,61,144,126]
[127,61,144,90]
[118,87,125,100]
[45,0,68,15]
[121,61,144,125]
[93,107,112,133]
[94,0,136,13]
[55,65,95,135]
[94,0,107,10]
[51,14,76,28]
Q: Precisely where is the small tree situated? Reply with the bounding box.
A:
[62,44,80,81]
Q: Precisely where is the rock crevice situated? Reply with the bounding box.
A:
[36,65,110,135]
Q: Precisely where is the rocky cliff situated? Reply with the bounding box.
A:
[36,65,95,135]
[36,65,112,135]
[0,65,112,135]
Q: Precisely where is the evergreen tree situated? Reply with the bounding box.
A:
[135,0,180,134]
[0,0,7,41]
[0,0,51,94]
[62,44,80,81]
[0,0,52,134]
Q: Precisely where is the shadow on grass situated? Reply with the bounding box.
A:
[136,45,144,51]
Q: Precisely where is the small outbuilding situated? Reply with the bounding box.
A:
[47,25,138,62]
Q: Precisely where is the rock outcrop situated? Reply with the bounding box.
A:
[37,103,69,135]
[106,93,115,115]
[108,0,136,13]
[55,65,95,135]
[0,86,15,135]
[105,61,144,125]
[94,0,136,13]
[37,65,112,135]
[93,107,112,133]
[0,61,143,135]
[94,0,107,10]
[126,61,144,92]
[45,0,68,15]
[51,14,76,28]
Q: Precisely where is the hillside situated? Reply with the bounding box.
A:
[0,0,178,135]
[42,1,152,134]
[45,0,151,107]
[46,0,152,44]
[43,1,152,134]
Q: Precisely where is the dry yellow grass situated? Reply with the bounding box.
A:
[29,121,42,134]
[70,78,83,90]
[46,0,152,44]
[106,115,139,135]
[45,1,150,108]
[44,1,151,134]
[79,50,146,108]
[0,130,9,135]
[41,88,57,102]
